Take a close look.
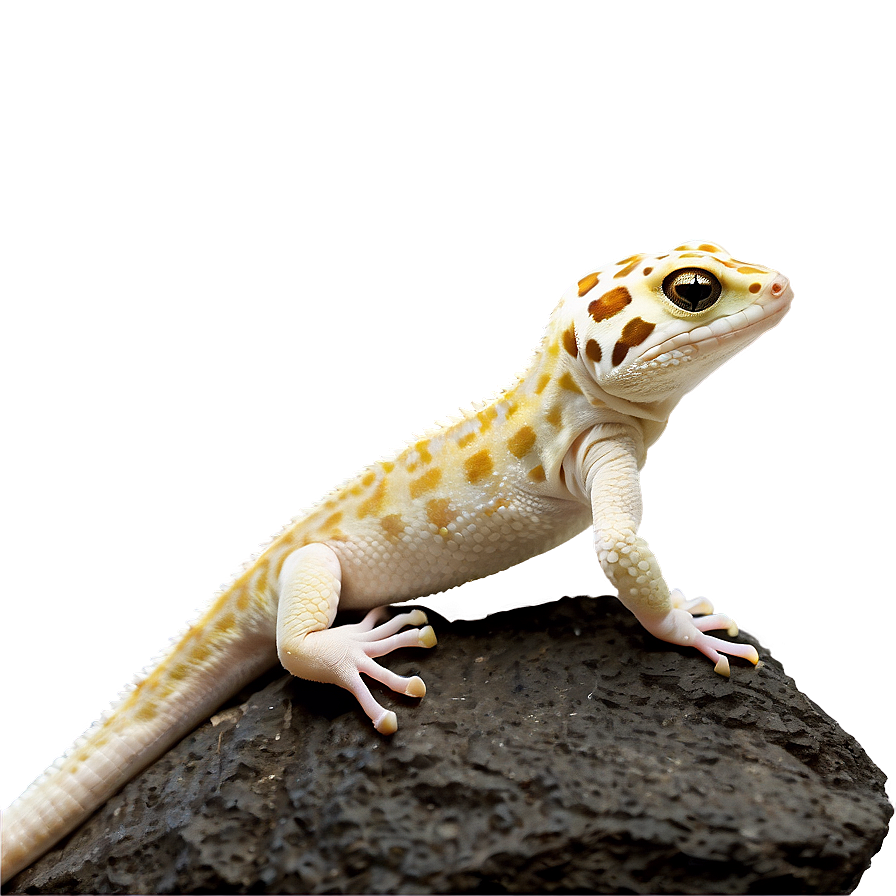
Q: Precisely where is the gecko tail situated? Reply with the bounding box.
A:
[1,606,277,884]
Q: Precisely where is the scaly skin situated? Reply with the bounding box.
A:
[1,241,793,883]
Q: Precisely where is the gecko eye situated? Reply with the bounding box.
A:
[662,268,722,312]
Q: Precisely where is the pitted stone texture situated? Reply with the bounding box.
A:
[8,596,891,894]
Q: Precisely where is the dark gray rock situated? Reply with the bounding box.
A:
[8,596,891,894]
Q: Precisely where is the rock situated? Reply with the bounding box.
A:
[7,595,891,894]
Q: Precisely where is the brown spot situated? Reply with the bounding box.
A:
[528,465,546,482]
[545,404,562,427]
[612,317,657,366]
[642,266,653,276]
[614,255,644,278]
[562,326,578,358]
[426,498,454,530]
[698,243,720,252]
[535,372,551,394]
[588,286,632,323]
[465,449,493,483]
[410,468,442,499]
[749,282,761,293]
[381,514,405,538]
[558,371,582,394]
[584,339,602,363]
[577,272,599,296]
[507,425,536,458]
[358,478,387,518]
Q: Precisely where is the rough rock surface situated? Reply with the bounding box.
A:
[8,595,891,894]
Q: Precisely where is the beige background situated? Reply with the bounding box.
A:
[2,3,892,891]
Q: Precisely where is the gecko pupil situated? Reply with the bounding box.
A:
[662,268,722,312]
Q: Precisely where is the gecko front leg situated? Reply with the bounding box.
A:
[276,543,437,733]
[579,434,759,675]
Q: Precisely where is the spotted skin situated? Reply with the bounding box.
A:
[1,241,794,883]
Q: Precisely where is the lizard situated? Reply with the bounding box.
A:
[0,241,793,883]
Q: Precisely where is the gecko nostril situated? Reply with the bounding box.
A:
[770,276,789,296]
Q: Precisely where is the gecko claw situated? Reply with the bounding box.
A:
[405,675,426,698]
[713,655,731,677]
[374,710,398,735]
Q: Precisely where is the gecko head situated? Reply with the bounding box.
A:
[568,241,794,406]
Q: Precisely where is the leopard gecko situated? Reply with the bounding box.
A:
[0,240,793,882]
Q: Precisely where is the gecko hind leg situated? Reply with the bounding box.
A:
[276,544,436,733]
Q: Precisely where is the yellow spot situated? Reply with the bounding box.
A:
[562,326,578,358]
[135,704,157,723]
[236,587,251,610]
[614,255,644,278]
[426,498,454,530]
[382,461,395,473]
[546,340,560,358]
[324,511,343,529]
[558,371,582,393]
[213,613,235,635]
[168,663,189,682]
[361,471,377,487]
[358,479,387,518]
[698,243,720,252]
[507,425,536,458]
[535,372,551,394]
[457,430,477,448]
[546,404,562,427]
[737,265,767,274]
[528,465,546,482]
[414,440,433,465]
[410,467,442,499]
[192,643,211,663]
[577,272,599,296]
[465,449,493,483]
[381,514,405,538]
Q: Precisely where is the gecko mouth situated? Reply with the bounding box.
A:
[641,282,793,365]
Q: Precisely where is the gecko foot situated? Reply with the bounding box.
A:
[670,587,714,616]
[280,607,436,733]
[636,597,759,677]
